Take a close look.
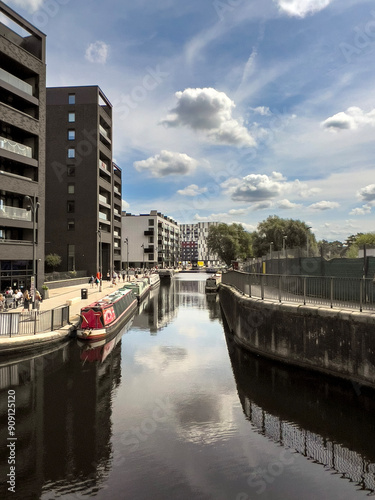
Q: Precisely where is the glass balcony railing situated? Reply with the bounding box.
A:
[0,68,33,96]
[99,194,108,204]
[0,136,32,158]
[99,124,110,141]
[99,212,108,221]
[0,205,32,221]
[99,160,109,171]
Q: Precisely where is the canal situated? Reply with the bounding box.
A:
[1,273,375,499]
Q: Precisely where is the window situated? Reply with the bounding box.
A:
[68,130,75,140]
[68,112,75,123]
[67,184,75,194]
[68,94,75,105]
[68,148,75,159]
[67,166,75,177]
[148,219,154,226]
[67,201,75,213]
[67,220,75,231]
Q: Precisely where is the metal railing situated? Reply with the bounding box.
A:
[0,305,70,337]
[222,271,375,312]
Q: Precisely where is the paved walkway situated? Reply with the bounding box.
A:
[0,277,138,352]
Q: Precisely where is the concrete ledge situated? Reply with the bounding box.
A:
[220,283,375,325]
[0,324,74,355]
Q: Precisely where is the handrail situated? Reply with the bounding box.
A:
[222,270,375,312]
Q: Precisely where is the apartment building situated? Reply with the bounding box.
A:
[46,86,122,277]
[122,210,180,268]
[0,2,46,292]
[180,222,222,267]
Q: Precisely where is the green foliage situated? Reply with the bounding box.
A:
[355,232,375,247]
[45,253,62,271]
[252,215,317,257]
[207,223,253,266]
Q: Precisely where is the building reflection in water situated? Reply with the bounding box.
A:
[224,317,375,494]
[0,332,124,499]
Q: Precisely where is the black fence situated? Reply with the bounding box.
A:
[222,271,375,312]
[0,306,70,337]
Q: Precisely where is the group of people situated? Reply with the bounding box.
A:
[0,287,42,312]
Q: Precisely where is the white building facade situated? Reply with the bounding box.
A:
[179,222,222,267]
[122,210,180,269]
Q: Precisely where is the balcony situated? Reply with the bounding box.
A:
[99,194,109,205]
[0,68,33,96]
[99,211,109,221]
[144,229,154,236]
[0,136,32,158]
[0,205,32,221]
[99,124,111,143]
[99,159,110,172]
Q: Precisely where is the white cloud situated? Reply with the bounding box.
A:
[161,88,256,147]
[358,184,375,202]
[7,0,44,13]
[349,205,372,216]
[122,199,130,211]
[221,171,317,203]
[321,107,375,131]
[252,106,271,116]
[134,150,198,178]
[221,172,286,202]
[85,41,109,64]
[177,184,207,196]
[250,201,274,211]
[275,0,332,18]
[277,199,302,209]
[309,201,340,210]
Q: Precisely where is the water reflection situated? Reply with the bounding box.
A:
[224,317,375,494]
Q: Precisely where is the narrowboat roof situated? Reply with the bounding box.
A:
[82,287,134,309]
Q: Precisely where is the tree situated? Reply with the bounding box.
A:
[355,232,375,247]
[207,223,253,266]
[252,215,317,257]
[45,253,62,271]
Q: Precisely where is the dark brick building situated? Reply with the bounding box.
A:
[0,1,46,293]
[45,86,122,277]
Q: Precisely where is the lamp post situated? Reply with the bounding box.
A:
[282,235,287,257]
[141,243,145,271]
[124,238,129,279]
[97,229,102,292]
[269,241,273,259]
[306,226,312,257]
[25,195,40,309]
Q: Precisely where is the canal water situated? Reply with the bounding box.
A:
[1,273,375,500]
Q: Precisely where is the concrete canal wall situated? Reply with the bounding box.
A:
[219,283,375,389]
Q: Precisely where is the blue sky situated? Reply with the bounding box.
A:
[4,0,375,241]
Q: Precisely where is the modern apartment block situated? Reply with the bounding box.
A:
[0,2,46,292]
[46,86,122,277]
[122,210,180,268]
[180,222,222,267]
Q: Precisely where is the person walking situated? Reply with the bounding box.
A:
[35,290,42,313]
[23,290,31,312]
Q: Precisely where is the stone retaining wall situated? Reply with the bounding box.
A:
[219,283,375,388]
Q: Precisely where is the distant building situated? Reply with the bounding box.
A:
[0,2,46,292]
[45,86,122,276]
[122,210,180,268]
[179,222,222,267]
